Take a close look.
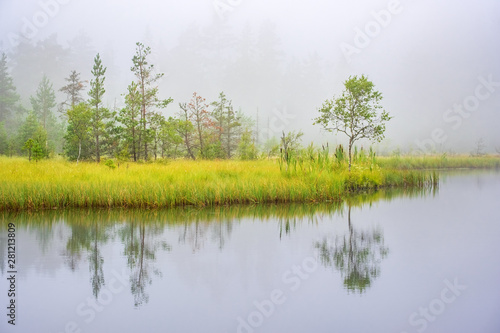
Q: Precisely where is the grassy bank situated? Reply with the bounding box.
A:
[0,156,441,211]
[376,155,500,170]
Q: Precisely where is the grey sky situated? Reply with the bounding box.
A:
[1,0,499,153]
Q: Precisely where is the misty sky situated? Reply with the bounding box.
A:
[1,0,499,153]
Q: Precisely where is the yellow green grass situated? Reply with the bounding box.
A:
[0,156,445,211]
[376,154,500,169]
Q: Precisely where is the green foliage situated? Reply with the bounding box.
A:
[0,53,20,123]
[0,121,8,154]
[262,137,280,158]
[0,158,442,211]
[30,74,56,129]
[17,112,46,153]
[32,140,45,162]
[131,42,173,161]
[104,159,117,169]
[21,127,47,162]
[335,144,345,165]
[22,138,35,161]
[118,82,142,161]
[314,75,392,171]
[279,130,304,172]
[64,103,92,161]
[211,92,242,158]
[88,53,114,162]
[238,130,257,160]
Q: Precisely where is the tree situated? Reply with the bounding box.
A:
[88,54,111,163]
[314,75,391,171]
[238,130,257,160]
[0,53,20,123]
[176,103,196,160]
[131,42,172,160]
[471,137,486,157]
[280,130,303,167]
[30,76,63,155]
[30,74,56,130]
[117,82,141,161]
[0,122,8,154]
[180,92,213,158]
[212,92,242,159]
[315,204,388,294]
[65,103,92,163]
[22,138,35,161]
[17,111,44,153]
[149,112,165,160]
[18,115,48,161]
[159,117,183,158]
[60,70,85,110]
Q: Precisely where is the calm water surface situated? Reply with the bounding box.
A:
[1,170,499,333]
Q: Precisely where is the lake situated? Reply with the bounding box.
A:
[1,170,499,333]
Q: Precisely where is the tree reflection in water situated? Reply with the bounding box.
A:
[315,204,389,293]
[120,220,170,307]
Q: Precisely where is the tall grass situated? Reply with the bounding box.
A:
[377,154,500,170]
[0,155,440,211]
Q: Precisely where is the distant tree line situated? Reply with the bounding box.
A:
[0,44,263,162]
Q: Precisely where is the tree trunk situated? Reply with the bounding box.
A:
[132,127,137,162]
[348,140,352,172]
[77,140,81,165]
[96,133,100,163]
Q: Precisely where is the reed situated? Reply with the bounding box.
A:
[0,154,448,211]
[376,154,500,170]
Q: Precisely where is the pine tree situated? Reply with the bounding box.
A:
[17,112,41,152]
[180,92,212,158]
[18,112,49,159]
[0,121,8,155]
[117,82,141,161]
[0,53,20,123]
[30,74,56,130]
[60,70,85,109]
[211,92,241,158]
[131,42,172,160]
[88,54,111,162]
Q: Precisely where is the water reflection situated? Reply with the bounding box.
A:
[1,186,433,306]
[315,204,389,293]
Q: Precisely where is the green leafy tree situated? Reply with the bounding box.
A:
[131,42,172,160]
[176,104,196,160]
[315,205,388,293]
[314,75,391,171]
[238,130,257,160]
[30,74,56,130]
[22,138,35,161]
[149,112,165,160]
[88,54,112,162]
[17,112,43,153]
[32,140,45,162]
[65,103,92,163]
[117,82,141,161]
[0,53,20,123]
[20,122,48,161]
[159,117,183,158]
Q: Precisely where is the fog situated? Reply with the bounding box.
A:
[1,0,499,153]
